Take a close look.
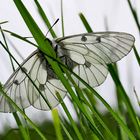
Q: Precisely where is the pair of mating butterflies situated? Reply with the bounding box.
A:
[0,32,135,112]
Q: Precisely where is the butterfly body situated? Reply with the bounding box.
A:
[0,32,135,112]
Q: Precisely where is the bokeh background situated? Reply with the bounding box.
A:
[0,0,139,135]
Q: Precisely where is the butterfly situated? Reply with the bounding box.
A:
[0,32,135,112]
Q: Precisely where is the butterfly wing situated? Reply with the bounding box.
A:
[55,32,135,88]
[0,50,66,112]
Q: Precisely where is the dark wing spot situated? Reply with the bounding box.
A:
[13,80,19,85]
[96,36,101,43]
[81,36,87,42]
[60,56,77,69]
[85,61,91,68]
[58,42,65,47]
[39,84,45,91]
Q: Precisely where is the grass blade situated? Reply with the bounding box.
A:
[34,0,57,38]
[52,109,63,140]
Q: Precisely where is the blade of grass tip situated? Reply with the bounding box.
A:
[0,86,47,140]
[127,0,140,65]
[126,1,140,66]
[108,64,140,138]
[127,0,140,32]
[60,122,74,140]
[79,13,93,32]
[0,27,31,140]
[6,37,24,60]
[52,109,63,140]
[13,2,105,139]
[3,29,38,47]
[34,0,57,38]
[0,27,15,71]
[56,92,84,140]
[133,47,140,66]
[61,0,64,37]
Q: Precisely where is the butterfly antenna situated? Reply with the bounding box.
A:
[45,18,59,37]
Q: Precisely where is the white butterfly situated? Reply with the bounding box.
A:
[0,32,135,112]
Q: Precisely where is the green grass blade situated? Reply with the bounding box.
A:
[60,122,73,140]
[3,29,37,47]
[61,0,64,37]
[79,13,93,32]
[108,64,140,138]
[133,47,140,66]
[34,0,57,38]
[134,88,140,107]
[127,0,140,66]
[52,109,63,140]
[127,0,140,31]
[0,27,15,71]
[56,92,84,140]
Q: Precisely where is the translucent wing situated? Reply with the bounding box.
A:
[55,32,135,88]
[0,50,66,112]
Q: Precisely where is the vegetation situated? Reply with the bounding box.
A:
[0,0,139,139]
